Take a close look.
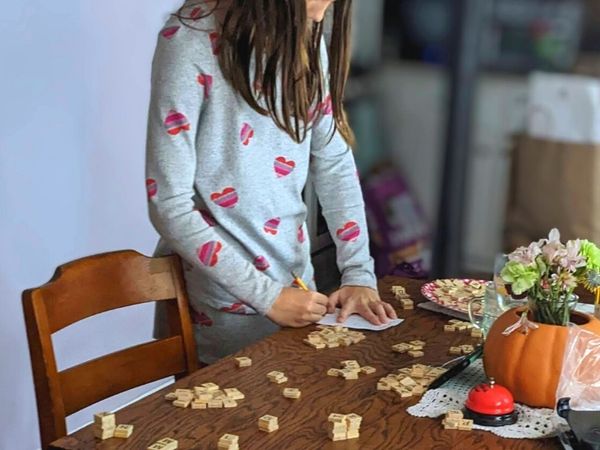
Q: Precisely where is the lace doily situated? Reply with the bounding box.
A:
[407,360,566,439]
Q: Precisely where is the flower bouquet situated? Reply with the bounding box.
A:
[500,228,600,325]
[483,229,600,408]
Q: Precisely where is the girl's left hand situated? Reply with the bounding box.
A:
[327,286,398,325]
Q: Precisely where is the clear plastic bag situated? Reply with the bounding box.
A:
[556,324,600,411]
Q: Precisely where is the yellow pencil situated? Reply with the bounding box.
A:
[596,288,600,305]
[291,271,309,291]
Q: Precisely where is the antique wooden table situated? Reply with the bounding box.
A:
[50,277,562,450]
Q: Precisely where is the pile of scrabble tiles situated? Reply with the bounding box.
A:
[93,412,115,440]
[303,325,366,349]
[164,383,245,409]
[93,412,133,440]
[266,371,288,384]
[432,279,486,305]
[392,340,426,358]
[258,414,279,433]
[391,285,414,309]
[442,409,473,431]
[327,360,376,380]
[448,344,475,356]
[444,319,483,338]
[377,364,447,397]
[147,437,178,450]
[218,433,239,450]
[328,413,362,441]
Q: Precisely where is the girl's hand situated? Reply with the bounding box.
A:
[327,286,397,326]
[267,287,329,328]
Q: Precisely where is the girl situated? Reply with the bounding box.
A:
[146,0,397,364]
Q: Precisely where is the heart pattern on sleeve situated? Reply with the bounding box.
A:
[211,187,238,208]
[190,6,203,20]
[297,225,306,243]
[209,31,221,55]
[274,157,296,178]
[161,26,180,39]
[219,302,256,315]
[240,123,255,146]
[197,73,213,99]
[336,221,361,242]
[146,178,158,199]
[164,110,190,135]
[253,255,270,271]
[198,241,222,266]
[263,217,281,235]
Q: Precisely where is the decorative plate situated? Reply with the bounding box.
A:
[421,279,487,316]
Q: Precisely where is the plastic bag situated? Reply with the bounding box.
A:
[556,324,600,410]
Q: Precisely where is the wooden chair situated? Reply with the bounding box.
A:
[22,250,199,449]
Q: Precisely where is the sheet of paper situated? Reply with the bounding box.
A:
[317,308,404,331]
[575,303,595,315]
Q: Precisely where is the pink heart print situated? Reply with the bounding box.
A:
[210,187,238,208]
[190,6,203,20]
[164,109,190,136]
[336,221,361,242]
[209,31,221,55]
[198,241,222,267]
[220,302,255,315]
[240,123,254,146]
[198,209,216,227]
[297,225,305,243]
[161,26,180,39]
[197,73,213,99]
[274,156,296,178]
[190,308,213,327]
[308,94,333,121]
[254,255,270,271]
[320,94,333,115]
[263,217,281,235]
[146,178,157,199]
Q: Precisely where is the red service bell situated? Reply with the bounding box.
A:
[464,378,518,427]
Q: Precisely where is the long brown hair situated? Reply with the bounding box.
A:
[175,0,354,146]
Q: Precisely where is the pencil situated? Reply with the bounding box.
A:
[291,271,309,291]
[596,288,600,305]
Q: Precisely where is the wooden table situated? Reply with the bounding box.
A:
[50,277,561,450]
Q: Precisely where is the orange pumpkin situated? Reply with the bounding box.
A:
[484,306,600,408]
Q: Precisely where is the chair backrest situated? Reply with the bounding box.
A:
[22,250,198,449]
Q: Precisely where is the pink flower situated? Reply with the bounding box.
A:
[509,242,542,266]
[559,239,586,272]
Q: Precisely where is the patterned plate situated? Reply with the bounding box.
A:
[421,279,487,316]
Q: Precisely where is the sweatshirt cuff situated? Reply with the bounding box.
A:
[340,270,378,292]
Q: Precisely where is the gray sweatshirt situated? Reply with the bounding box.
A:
[146,4,376,359]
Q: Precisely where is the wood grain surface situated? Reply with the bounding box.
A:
[49,277,562,450]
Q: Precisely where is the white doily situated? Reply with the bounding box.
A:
[407,360,566,439]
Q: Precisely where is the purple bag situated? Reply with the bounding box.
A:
[362,168,430,278]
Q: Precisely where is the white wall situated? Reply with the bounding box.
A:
[0,1,181,448]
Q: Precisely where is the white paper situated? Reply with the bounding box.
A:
[575,303,595,315]
[317,308,404,331]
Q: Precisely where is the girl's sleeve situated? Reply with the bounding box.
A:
[309,103,378,291]
[145,25,283,315]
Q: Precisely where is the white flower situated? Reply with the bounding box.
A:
[540,228,567,264]
[508,242,542,265]
[559,239,586,271]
